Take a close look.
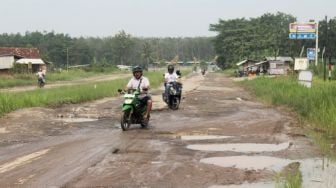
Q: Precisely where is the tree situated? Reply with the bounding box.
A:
[112,30,135,65]
[210,12,296,68]
[141,42,153,70]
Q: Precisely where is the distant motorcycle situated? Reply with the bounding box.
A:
[162,81,182,110]
[37,77,45,88]
[118,89,149,131]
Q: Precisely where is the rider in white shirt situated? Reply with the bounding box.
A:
[126,66,152,120]
[164,64,179,84]
[36,68,45,82]
[163,64,181,98]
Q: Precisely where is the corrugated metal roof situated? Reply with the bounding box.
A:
[255,61,267,65]
[265,56,293,62]
[236,59,247,66]
[16,58,45,65]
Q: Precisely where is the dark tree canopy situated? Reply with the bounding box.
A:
[210,12,336,68]
[0,31,215,68]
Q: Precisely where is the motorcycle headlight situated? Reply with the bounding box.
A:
[124,99,133,104]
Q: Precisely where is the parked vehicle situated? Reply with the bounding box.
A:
[118,89,149,131]
[162,81,182,110]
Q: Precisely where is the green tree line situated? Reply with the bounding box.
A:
[0,30,215,69]
[210,12,336,69]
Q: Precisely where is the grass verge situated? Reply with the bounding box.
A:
[0,71,164,117]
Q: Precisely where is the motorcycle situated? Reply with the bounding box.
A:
[118,89,149,131]
[162,81,182,110]
[201,69,206,75]
[37,77,45,88]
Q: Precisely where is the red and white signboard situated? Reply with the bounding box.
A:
[289,23,316,33]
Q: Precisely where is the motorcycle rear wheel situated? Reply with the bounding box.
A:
[121,111,131,131]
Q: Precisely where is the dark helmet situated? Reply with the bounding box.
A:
[132,66,143,73]
[168,64,174,74]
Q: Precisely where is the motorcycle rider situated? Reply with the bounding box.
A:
[126,66,152,120]
[163,64,180,99]
[36,68,46,84]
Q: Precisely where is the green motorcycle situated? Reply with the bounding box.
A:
[119,89,149,131]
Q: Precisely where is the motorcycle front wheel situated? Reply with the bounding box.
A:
[170,96,180,110]
[38,81,45,88]
[121,110,131,131]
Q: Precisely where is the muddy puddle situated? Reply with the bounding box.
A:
[55,117,98,123]
[188,141,336,187]
[202,156,336,188]
[300,158,336,188]
[201,156,292,171]
[180,135,233,141]
[187,142,290,153]
[209,182,274,188]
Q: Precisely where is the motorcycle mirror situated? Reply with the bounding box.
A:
[176,70,181,76]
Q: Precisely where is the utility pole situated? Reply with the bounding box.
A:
[66,47,69,72]
[315,22,319,66]
[324,16,328,81]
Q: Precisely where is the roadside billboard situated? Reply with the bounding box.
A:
[289,23,316,33]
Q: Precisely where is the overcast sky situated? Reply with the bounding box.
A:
[1,0,335,38]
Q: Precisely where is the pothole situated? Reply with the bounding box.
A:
[209,181,274,188]
[187,142,291,153]
[181,135,233,141]
[56,118,98,123]
[300,158,336,188]
[205,157,336,188]
[201,156,292,171]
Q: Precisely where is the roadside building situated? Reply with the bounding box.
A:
[265,56,293,75]
[0,47,45,74]
[236,59,258,76]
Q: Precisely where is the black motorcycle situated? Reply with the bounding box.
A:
[162,81,182,110]
[37,77,45,88]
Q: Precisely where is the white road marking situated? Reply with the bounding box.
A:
[0,149,50,173]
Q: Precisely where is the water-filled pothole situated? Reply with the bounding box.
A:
[56,118,98,123]
[187,142,290,153]
[300,158,336,188]
[201,156,292,171]
[209,181,274,188]
[181,135,233,141]
[204,157,336,188]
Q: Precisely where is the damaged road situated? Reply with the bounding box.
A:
[0,72,329,188]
